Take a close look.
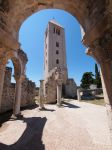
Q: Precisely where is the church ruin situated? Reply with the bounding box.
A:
[0,0,112,138]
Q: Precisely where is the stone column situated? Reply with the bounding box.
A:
[77,89,81,101]
[0,66,5,112]
[100,61,112,139]
[84,28,112,141]
[57,84,62,106]
[39,80,45,110]
[13,78,22,115]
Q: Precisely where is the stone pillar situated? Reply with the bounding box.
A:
[39,80,45,110]
[0,66,5,112]
[84,28,112,142]
[100,61,112,139]
[77,89,81,101]
[13,78,22,115]
[57,84,62,106]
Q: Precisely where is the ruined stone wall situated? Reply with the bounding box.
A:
[1,67,36,113]
[64,79,77,98]
[21,78,36,107]
[44,79,57,104]
[44,77,77,103]
[1,67,15,113]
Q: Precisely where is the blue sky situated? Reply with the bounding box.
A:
[8,9,96,86]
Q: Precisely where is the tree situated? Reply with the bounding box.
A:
[80,72,95,89]
[94,64,102,88]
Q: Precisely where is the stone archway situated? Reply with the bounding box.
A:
[0,48,27,115]
[0,0,112,136]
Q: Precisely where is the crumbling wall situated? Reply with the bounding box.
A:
[1,67,36,113]
[44,79,57,104]
[21,78,36,107]
[64,79,77,98]
[43,67,77,103]
[1,67,15,112]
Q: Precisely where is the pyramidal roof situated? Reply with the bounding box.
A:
[49,19,63,28]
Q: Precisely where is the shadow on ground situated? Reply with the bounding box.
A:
[0,115,47,150]
[62,101,80,109]
[38,108,55,112]
[0,111,12,127]
[0,104,39,127]
[21,104,39,111]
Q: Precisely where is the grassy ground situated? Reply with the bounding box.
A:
[63,95,105,106]
[81,99,105,106]
[35,96,105,106]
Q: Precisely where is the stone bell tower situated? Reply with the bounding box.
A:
[44,19,68,81]
[41,20,77,104]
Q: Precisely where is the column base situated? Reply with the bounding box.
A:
[38,106,46,111]
[106,104,112,141]
[11,113,22,120]
[57,101,62,107]
[13,107,21,116]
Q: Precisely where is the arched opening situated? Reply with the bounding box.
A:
[1,60,16,113]
[19,9,96,88]
[0,52,23,115]
[19,9,102,105]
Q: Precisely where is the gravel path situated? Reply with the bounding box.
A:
[0,100,112,150]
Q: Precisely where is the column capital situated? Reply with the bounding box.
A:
[14,74,26,82]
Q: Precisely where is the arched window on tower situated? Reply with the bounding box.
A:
[58,29,60,35]
[56,28,60,35]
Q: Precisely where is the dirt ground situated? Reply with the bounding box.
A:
[0,100,112,150]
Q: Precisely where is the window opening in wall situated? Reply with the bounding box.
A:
[54,27,55,33]
[56,42,59,47]
[58,29,60,35]
[56,59,59,64]
[56,28,60,35]
[56,50,59,54]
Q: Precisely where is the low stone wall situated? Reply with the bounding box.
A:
[1,67,36,113]
[43,78,77,103]
[77,88,103,100]
[21,78,36,107]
